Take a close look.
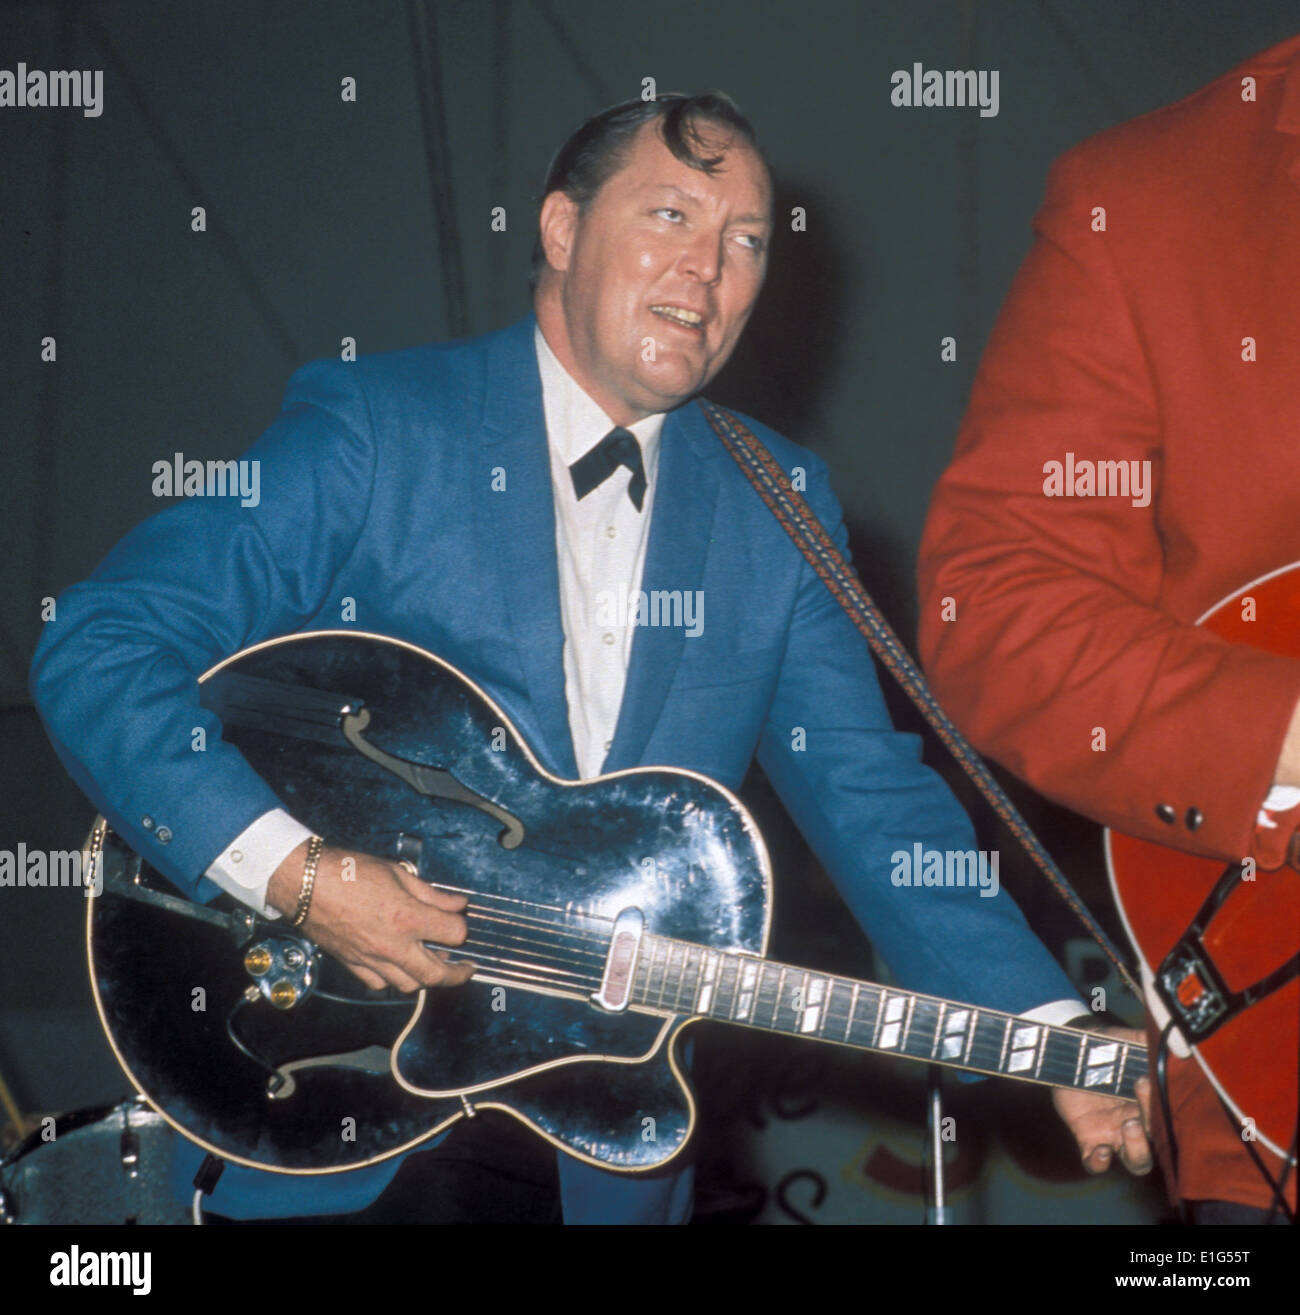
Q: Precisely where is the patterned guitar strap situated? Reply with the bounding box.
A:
[698,397,1140,999]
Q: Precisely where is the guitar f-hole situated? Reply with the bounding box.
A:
[341,708,525,849]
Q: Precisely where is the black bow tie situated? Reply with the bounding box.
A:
[569,427,647,511]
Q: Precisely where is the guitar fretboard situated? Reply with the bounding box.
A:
[631,934,1146,1098]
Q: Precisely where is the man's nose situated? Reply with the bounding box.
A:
[677,228,724,284]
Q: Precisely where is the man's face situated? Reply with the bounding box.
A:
[538,117,772,424]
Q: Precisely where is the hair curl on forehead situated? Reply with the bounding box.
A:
[530,91,765,288]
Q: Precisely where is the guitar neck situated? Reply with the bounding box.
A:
[631,934,1147,1099]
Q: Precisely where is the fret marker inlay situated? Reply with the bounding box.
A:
[879,994,906,1050]
[801,976,827,1034]
[941,1009,969,1060]
[736,960,758,1020]
[1007,1024,1040,1074]
[696,950,720,1014]
[1084,1041,1119,1088]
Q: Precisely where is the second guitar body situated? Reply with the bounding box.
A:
[1107,562,1300,1164]
[87,631,1145,1176]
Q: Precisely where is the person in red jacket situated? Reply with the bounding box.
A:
[918,35,1300,1224]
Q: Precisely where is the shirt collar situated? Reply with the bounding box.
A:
[534,323,665,473]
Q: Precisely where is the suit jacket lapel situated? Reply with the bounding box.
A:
[605,401,722,771]
[477,316,579,779]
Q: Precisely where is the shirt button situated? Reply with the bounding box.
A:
[156,826,173,844]
[602,632,615,645]
[231,849,243,863]
[605,525,617,539]
[604,740,612,752]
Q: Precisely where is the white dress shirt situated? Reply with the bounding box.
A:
[537,324,664,779]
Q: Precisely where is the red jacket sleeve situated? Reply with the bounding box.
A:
[916,145,1300,865]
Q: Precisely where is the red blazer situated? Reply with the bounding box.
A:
[917,35,1300,1211]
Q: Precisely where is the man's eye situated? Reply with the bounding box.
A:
[654,208,684,222]
[735,233,766,252]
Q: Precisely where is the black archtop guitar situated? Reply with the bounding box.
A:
[85,632,1145,1175]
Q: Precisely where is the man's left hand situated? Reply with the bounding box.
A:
[1050,1025,1154,1175]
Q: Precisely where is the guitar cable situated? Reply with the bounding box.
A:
[1157,1017,1296,1223]
[1213,1095,1295,1225]
[1154,1021,1182,1220]
[1228,1027,1297,1223]
[191,1154,224,1227]
[1198,992,1296,1223]
[224,998,291,1095]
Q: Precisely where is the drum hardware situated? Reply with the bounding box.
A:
[0,1098,189,1224]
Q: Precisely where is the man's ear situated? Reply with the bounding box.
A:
[538,190,579,276]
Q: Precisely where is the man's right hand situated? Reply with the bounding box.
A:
[267,841,474,993]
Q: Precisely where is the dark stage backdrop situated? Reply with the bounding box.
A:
[2,0,1296,1224]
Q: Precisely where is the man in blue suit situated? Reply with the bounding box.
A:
[30,92,1149,1223]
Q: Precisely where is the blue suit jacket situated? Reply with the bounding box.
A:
[30,314,1080,1221]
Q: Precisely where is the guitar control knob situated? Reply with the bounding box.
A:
[269,980,298,1010]
[244,945,273,976]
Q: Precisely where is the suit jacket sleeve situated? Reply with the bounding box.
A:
[29,359,378,898]
[756,454,1081,1016]
[916,146,1300,864]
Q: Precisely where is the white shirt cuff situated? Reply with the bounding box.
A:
[1263,784,1300,811]
[1260,783,1300,824]
[204,809,313,916]
[1018,998,1091,1028]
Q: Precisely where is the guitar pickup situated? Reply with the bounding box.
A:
[591,908,644,1013]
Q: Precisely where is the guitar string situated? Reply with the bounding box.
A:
[444,891,1153,1052]
[433,880,615,924]
[426,926,1149,1093]
[433,889,618,955]
[464,908,604,949]
[459,909,1152,1068]
[454,908,1153,1074]
[434,940,1147,1094]
[456,934,597,984]
[455,910,1150,1085]
[437,885,619,943]
[465,908,607,961]
[427,890,1150,1079]
[400,884,1152,1092]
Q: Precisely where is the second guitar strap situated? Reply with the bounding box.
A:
[698,396,1140,999]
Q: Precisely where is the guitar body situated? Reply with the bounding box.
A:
[88,631,772,1175]
[90,630,1154,1180]
[1106,562,1300,1161]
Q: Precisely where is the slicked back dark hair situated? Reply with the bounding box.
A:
[530,91,765,289]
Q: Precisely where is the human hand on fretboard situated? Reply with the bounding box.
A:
[1050,1025,1153,1176]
